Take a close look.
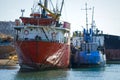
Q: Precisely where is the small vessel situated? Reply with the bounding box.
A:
[0,34,15,59]
[72,29,106,67]
[0,34,17,66]
[14,0,70,70]
[71,4,106,67]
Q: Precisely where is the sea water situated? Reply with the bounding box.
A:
[0,64,120,80]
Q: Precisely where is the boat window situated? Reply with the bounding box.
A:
[35,35,41,40]
[30,29,33,31]
[81,43,98,51]
[81,43,86,51]
[91,43,97,51]
[64,32,69,43]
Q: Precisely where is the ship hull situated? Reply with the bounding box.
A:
[15,40,70,70]
[105,49,120,62]
[104,34,120,62]
[71,51,106,68]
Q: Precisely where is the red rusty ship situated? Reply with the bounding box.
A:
[14,0,70,70]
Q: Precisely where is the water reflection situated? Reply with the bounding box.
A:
[0,64,120,80]
[15,69,70,80]
[71,67,105,71]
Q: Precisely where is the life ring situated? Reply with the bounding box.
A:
[24,30,29,35]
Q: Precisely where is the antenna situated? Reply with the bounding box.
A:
[81,3,91,32]
[41,0,48,18]
[60,0,64,15]
[21,9,25,17]
[91,7,94,29]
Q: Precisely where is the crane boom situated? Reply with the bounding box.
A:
[38,3,60,20]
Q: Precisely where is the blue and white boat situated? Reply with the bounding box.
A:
[77,28,106,67]
[71,4,106,67]
[71,28,106,67]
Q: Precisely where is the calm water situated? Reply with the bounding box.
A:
[0,64,120,80]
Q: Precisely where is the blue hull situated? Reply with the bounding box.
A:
[71,51,106,68]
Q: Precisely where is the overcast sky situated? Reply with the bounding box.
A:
[0,0,120,36]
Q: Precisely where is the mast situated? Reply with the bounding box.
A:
[60,0,64,15]
[38,0,61,19]
[41,0,48,18]
[81,3,91,32]
[21,9,25,17]
[85,3,88,31]
[91,7,94,29]
[82,3,92,43]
